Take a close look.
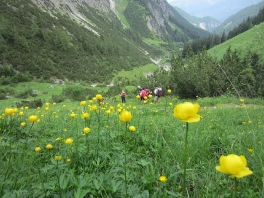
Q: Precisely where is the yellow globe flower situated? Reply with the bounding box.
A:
[81,112,89,119]
[67,158,71,163]
[148,94,152,99]
[173,102,200,123]
[5,108,15,115]
[46,144,53,150]
[90,105,97,111]
[20,122,26,127]
[65,138,73,145]
[167,89,172,94]
[129,126,136,132]
[70,112,77,118]
[83,127,91,134]
[240,98,245,103]
[159,176,167,182]
[136,95,140,99]
[54,156,62,161]
[28,115,38,122]
[25,106,29,110]
[169,103,173,106]
[19,112,24,116]
[105,110,111,114]
[215,154,253,178]
[34,147,41,152]
[80,101,86,106]
[96,94,103,100]
[119,110,132,123]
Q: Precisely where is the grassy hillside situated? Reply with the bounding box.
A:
[208,22,264,61]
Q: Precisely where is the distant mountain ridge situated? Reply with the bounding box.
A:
[213,1,264,34]
[168,0,264,22]
[173,6,220,32]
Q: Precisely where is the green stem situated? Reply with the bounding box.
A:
[124,122,128,196]
[234,178,237,198]
[183,122,189,196]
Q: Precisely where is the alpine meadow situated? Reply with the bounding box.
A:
[1,0,264,197]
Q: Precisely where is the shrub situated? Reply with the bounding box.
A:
[16,99,43,108]
[51,94,65,103]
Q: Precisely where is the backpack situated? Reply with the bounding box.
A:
[157,88,162,97]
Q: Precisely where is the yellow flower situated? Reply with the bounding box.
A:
[83,127,91,134]
[167,89,172,93]
[45,103,50,107]
[80,101,86,106]
[148,94,152,99]
[34,147,41,152]
[46,144,53,150]
[81,112,89,119]
[105,110,111,114]
[56,137,61,141]
[159,176,167,182]
[28,115,38,122]
[240,98,245,103]
[54,156,62,161]
[70,112,77,118]
[67,158,71,163]
[169,103,173,106]
[20,122,26,127]
[119,110,132,123]
[45,107,49,111]
[173,102,200,123]
[63,104,66,108]
[65,138,73,145]
[215,154,253,178]
[248,120,252,124]
[129,126,136,132]
[25,106,29,110]
[248,148,253,153]
[90,105,97,111]
[96,94,103,100]
[5,108,15,115]
[136,95,140,99]
[19,112,24,116]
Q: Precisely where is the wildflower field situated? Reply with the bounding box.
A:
[1,93,264,198]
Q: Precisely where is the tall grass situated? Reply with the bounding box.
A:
[0,94,263,197]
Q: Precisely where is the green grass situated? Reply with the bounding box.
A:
[114,0,130,28]
[0,93,263,197]
[113,63,159,81]
[208,22,264,61]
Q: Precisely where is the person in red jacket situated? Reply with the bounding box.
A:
[140,88,147,104]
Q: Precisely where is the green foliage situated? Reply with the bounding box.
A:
[62,85,98,101]
[51,95,66,103]
[16,99,43,108]
[169,46,264,98]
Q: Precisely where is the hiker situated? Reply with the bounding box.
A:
[120,90,126,103]
[145,87,150,96]
[140,88,147,104]
[154,85,163,103]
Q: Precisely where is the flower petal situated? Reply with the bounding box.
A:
[233,167,253,178]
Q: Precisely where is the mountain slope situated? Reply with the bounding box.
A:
[208,22,264,61]
[213,1,264,34]
[173,6,220,32]
[0,0,210,84]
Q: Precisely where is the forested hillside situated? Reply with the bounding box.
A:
[0,0,160,84]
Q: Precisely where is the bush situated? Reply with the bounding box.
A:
[51,94,65,103]
[62,85,98,101]
[16,99,43,108]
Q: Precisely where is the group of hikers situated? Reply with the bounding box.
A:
[119,85,162,104]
